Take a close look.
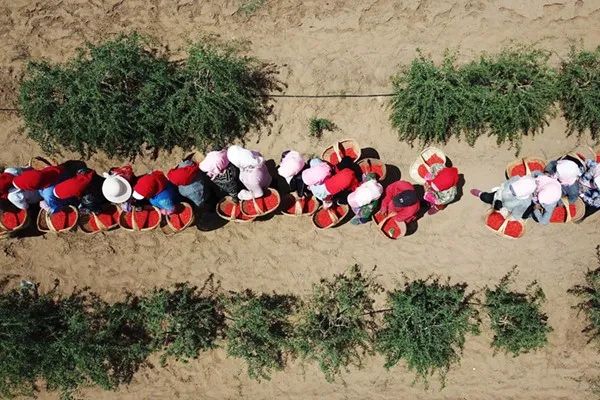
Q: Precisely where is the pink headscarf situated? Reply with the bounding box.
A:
[556,160,581,185]
[347,179,383,209]
[302,159,331,186]
[199,150,229,179]
[278,151,306,179]
[535,175,562,205]
[510,175,536,199]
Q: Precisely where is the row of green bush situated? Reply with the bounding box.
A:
[18,36,600,159]
[390,46,600,151]
[7,262,599,400]
[19,34,280,159]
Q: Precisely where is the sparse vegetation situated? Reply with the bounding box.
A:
[291,265,382,381]
[19,34,279,159]
[569,247,600,346]
[484,268,551,356]
[308,117,336,139]
[0,264,563,397]
[238,0,266,16]
[375,277,479,385]
[558,46,600,140]
[390,48,558,152]
[223,290,297,380]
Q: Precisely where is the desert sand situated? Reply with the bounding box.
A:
[1,0,600,399]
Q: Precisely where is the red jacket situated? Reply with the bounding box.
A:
[13,165,64,191]
[0,172,15,199]
[53,170,94,199]
[167,163,199,186]
[380,180,420,223]
[324,168,359,196]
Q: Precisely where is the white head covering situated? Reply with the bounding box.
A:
[510,175,536,199]
[535,175,562,205]
[347,179,383,209]
[227,145,263,170]
[102,174,132,204]
[556,160,581,185]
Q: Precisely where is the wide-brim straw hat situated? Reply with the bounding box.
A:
[102,175,132,204]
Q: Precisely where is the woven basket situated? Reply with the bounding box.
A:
[357,158,387,181]
[216,197,255,223]
[312,203,349,229]
[0,206,29,235]
[372,211,406,240]
[37,206,78,233]
[505,157,546,178]
[484,210,526,239]
[321,139,361,165]
[240,189,281,218]
[281,193,319,217]
[79,204,120,234]
[409,147,446,184]
[161,202,195,235]
[118,205,161,231]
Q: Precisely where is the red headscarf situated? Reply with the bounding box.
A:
[13,165,64,191]
[324,168,360,196]
[133,171,169,199]
[167,163,199,186]
[0,172,15,199]
[109,165,135,183]
[53,170,94,199]
[430,167,459,191]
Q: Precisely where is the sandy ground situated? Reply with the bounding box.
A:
[1,0,600,399]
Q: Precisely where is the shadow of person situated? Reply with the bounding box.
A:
[452,173,465,204]
[412,184,430,225]
[382,164,401,187]
[9,205,45,239]
[195,209,228,231]
[62,160,88,175]
[360,147,381,160]
[265,159,278,181]
[405,219,419,236]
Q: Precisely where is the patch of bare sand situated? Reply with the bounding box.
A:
[1,1,600,399]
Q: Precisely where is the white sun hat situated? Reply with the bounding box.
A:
[102,174,132,204]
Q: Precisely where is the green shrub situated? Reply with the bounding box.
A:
[390,48,557,151]
[308,117,336,139]
[558,46,600,140]
[375,277,479,385]
[19,34,278,159]
[461,48,557,149]
[390,53,472,145]
[140,283,224,365]
[291,265,382,381]
[223,290,297,380]
[163,40,279,152]
[0,282,151,399]
[484,268,551,355]
[569,248,600,345]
